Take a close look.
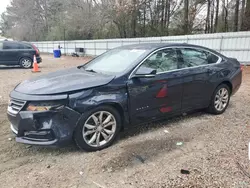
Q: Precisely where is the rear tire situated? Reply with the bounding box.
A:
[20,57,32,69]
[74,105,122,152]
[207,84,230,115]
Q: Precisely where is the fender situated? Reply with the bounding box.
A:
[68,86,130,127]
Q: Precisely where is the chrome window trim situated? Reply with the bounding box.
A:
[129,46,223,79]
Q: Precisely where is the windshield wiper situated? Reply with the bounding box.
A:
[85,69,97,73]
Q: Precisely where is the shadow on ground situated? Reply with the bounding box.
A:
[102,136,190,172]
[119,110,207,140]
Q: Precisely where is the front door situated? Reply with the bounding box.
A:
[127,48,183,125]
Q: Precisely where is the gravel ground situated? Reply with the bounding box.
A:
[0,55,249,188]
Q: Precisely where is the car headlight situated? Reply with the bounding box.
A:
[26,102,64,112]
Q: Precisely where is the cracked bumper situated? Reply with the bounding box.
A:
[8,107,80,146]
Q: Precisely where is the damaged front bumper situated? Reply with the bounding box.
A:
[8,106,80,146]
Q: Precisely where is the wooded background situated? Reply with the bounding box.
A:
[0,0,250,41]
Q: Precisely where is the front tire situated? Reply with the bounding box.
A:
[20,57,33,69]
[74,105,121,152]
[207,84,230,115]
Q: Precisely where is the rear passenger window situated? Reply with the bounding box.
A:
[179,48,219,68]
[3,42,19,50]
[19,44,32,49]
[3,42,32,50]
[24,45,32,49]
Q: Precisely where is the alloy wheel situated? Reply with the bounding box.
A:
[21,59,32,68]
[214,88,229,111]
[82,111,117,147]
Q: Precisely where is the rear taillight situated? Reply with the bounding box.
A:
[32,44,39,55]
[240,64,244,71]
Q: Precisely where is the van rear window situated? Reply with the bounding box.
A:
[3,42,32,50]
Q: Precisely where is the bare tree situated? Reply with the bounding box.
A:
[184,0,189,34]
[210,0,214,33]
[0,0,246,41]
[131,0,137,37]
[214,0,219,32]
[234,0,239,31]
[205,0,210,33]
[240,0,246,30]
[165,0,170,35]
[244,0,250,30]
[225,0,229,32]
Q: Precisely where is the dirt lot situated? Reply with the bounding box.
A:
[0,55,250,188]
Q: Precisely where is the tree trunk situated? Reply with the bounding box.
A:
[205,0,211,33]
[244,0,250,30]
[184,0,189,34]
[86,0,92,19]
[240,0,246,30]
[131,0,137,37]
[225,0,228,31]
[210,0,214,33]
[161,0,165,32]
[149,1,154,27]
[164,0,168,28]
[44,0,49,33]
[143,3,146,36]
[113,20,123,38]
[221,0,229,32]
[165,0,170,36]
[214,0,219,32]
[221,0,226,31]
[138,5,142,37]
[234,0,239,31]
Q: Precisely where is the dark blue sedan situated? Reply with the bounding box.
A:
[7,43,242,151]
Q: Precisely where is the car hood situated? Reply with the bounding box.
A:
[15,68,115,95]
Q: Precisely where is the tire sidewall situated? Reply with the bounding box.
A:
[74,105,122,152]
[209,84,230,114]
[20,57,33,69]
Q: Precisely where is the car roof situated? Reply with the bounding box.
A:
[118,43,208,50]
[1,40,33,46]
[1,40,30,44]
[118,43,225,58]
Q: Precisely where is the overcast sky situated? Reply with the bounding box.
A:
[0,0,11,15]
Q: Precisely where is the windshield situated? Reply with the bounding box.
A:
[83,48,147,75]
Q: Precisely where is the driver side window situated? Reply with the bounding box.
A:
[142,48,178,73]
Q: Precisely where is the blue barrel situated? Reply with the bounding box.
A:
[53,50,61,58]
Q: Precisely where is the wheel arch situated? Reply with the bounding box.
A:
[19,56,33,62]
[98,102,129,131]
[74,101,129,132]
[218,80,232,94]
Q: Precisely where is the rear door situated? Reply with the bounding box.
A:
[177,47,221,111]
[2,42,21,65]
[127,48,183,124]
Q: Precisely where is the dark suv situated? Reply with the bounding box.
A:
[0,41,42,68]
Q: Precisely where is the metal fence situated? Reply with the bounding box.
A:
[32,31,250,64]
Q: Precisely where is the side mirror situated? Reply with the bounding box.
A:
[132,66,157,78]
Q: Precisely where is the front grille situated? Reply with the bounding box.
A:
[7,98,26,115]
